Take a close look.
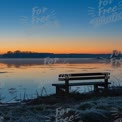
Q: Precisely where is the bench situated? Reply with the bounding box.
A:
[52,72,111,95]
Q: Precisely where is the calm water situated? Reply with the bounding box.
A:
[0,58,122,103]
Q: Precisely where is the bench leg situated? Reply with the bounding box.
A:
[56,87,59,95]
[104,78,109,91]
[104,84,108,89]
[104,84,109,93]
[56,86,65,95]
[94,85,99,93]
[65,86,69,94]
[56,86,69,95]
[65,80,69,94]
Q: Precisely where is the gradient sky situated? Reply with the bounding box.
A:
[0,0,122,54]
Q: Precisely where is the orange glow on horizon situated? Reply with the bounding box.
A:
[0,36,121,54]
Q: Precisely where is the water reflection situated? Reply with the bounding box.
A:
[111,59,121,68]
[0,58,106,68]
[0,58,121,102]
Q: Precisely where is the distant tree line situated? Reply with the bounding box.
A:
[1,50,53,58]
[0,50,120,58]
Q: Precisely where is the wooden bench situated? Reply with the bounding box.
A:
[52,72,111,95]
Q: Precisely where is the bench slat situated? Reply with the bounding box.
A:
[59,72,110,77]
[59,76,110,81]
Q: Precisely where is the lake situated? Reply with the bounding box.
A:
[0,58,122,103]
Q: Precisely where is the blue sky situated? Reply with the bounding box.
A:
[0,0,122,36]
[0,0,122,53]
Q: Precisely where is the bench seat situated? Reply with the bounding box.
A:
[52,82,111,87]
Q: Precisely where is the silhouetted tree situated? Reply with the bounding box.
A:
[14,50,21,54]
[7,51,13,54]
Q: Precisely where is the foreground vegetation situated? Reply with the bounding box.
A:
[0,87,122,122]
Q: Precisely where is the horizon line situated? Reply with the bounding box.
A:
[0,51,111,55]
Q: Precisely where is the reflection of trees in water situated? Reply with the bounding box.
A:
[0,59,44,68]
[6,63,36,68]
[98,50,121,67]
[110,50,121,68]
[101,58,121,68]
[111,59,121,68]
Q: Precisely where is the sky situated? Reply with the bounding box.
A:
[0,0,122,54]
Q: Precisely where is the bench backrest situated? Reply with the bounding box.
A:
[59,72,110,81]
